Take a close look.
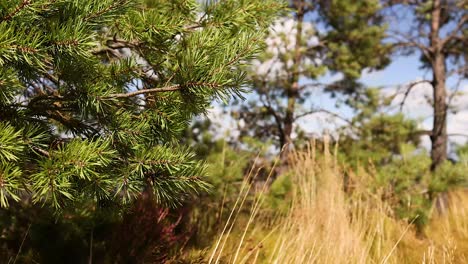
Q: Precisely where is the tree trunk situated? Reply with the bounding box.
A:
[430,54,447,171]
[429,0,448,171]
[280,0,304,162]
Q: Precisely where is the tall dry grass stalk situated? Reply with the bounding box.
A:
[264,139,408,264]
[422,190,468,263]
[205,139,468,264]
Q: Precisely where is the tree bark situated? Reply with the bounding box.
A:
[429,0,448,171]
[280,0,304,162]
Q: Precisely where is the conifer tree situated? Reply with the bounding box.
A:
[383,0,467,170]
[234,0,389,161]
[0,0,283,209]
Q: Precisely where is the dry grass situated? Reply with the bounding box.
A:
[422,190,468,263]
[203,140,468,264]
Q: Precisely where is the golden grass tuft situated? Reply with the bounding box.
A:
[203,141,468,264]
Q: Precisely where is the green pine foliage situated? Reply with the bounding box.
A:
[232,0,390,152]
[339,88,421,166]
[371,144,467,229]
[318,0,390,79]
[0,0,284,209]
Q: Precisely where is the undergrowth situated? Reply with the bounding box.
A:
[184,139,468,263]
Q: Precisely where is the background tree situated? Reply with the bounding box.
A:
[384,0,467,170]
[339,88,422,166]
[234,0,390,162]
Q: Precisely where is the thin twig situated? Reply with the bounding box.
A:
[31,145,50,157]
[446,77,463,110]
[13,223,31,264]
[107,85,181,98]
[381,216,418,264]
[0,0,31,22]
[88,228,93,264]
[441,14,468,47]
[398,80,431,111]
[103,82,222,99]
[448,133,468,138]
[295,108,353,126]
[84,0,128,22]
[388,30,432,61]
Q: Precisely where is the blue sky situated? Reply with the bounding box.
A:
[210,52,467,152]
[294,53,468,154]
[207,14,468,153]
[360,55,424,87]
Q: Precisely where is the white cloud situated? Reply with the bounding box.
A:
[251,17,320,80]
[383,80,468,148]
[205,104,241,141]
[360,69,385,84]
[295,111,348,140]
[383,79,433,119]
[450,83,468,109]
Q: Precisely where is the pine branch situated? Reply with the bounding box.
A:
[31,145,50,157]
[15,45,38,53]
[44,72,59,86]
[107,38,142,49]
[0,0,284,209]
[103,82,222,99]
[0,0,31,22]
[53,39,79,47]
[91,38,142,58]
[106,85,181,98]
[84,0,129,22]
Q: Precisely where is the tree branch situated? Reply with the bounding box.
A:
[106,85,181,98]
[388,30,432,61]
[107,37,142,49]
[448,133,468,138]
[259,95,285,143]
[445,77,465,120]
[441,14,468,48]
[44,72,59,86]
[295,108,353,126]
[92,38,142,58]
[84,0,129,22]
[103,82,222,99]
[411,131,468,139]
[299,82,325,91]
[414,130,432,136]
[398,80,432,111]
[0,0,31,22]
[447,65,468,78]
[92,47,126,58]
[30,145,50,157]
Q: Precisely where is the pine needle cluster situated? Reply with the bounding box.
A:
[0,0,284,209]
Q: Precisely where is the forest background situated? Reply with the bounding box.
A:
[0,0,467,263]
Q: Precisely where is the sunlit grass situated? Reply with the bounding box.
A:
[192,139,468,264]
